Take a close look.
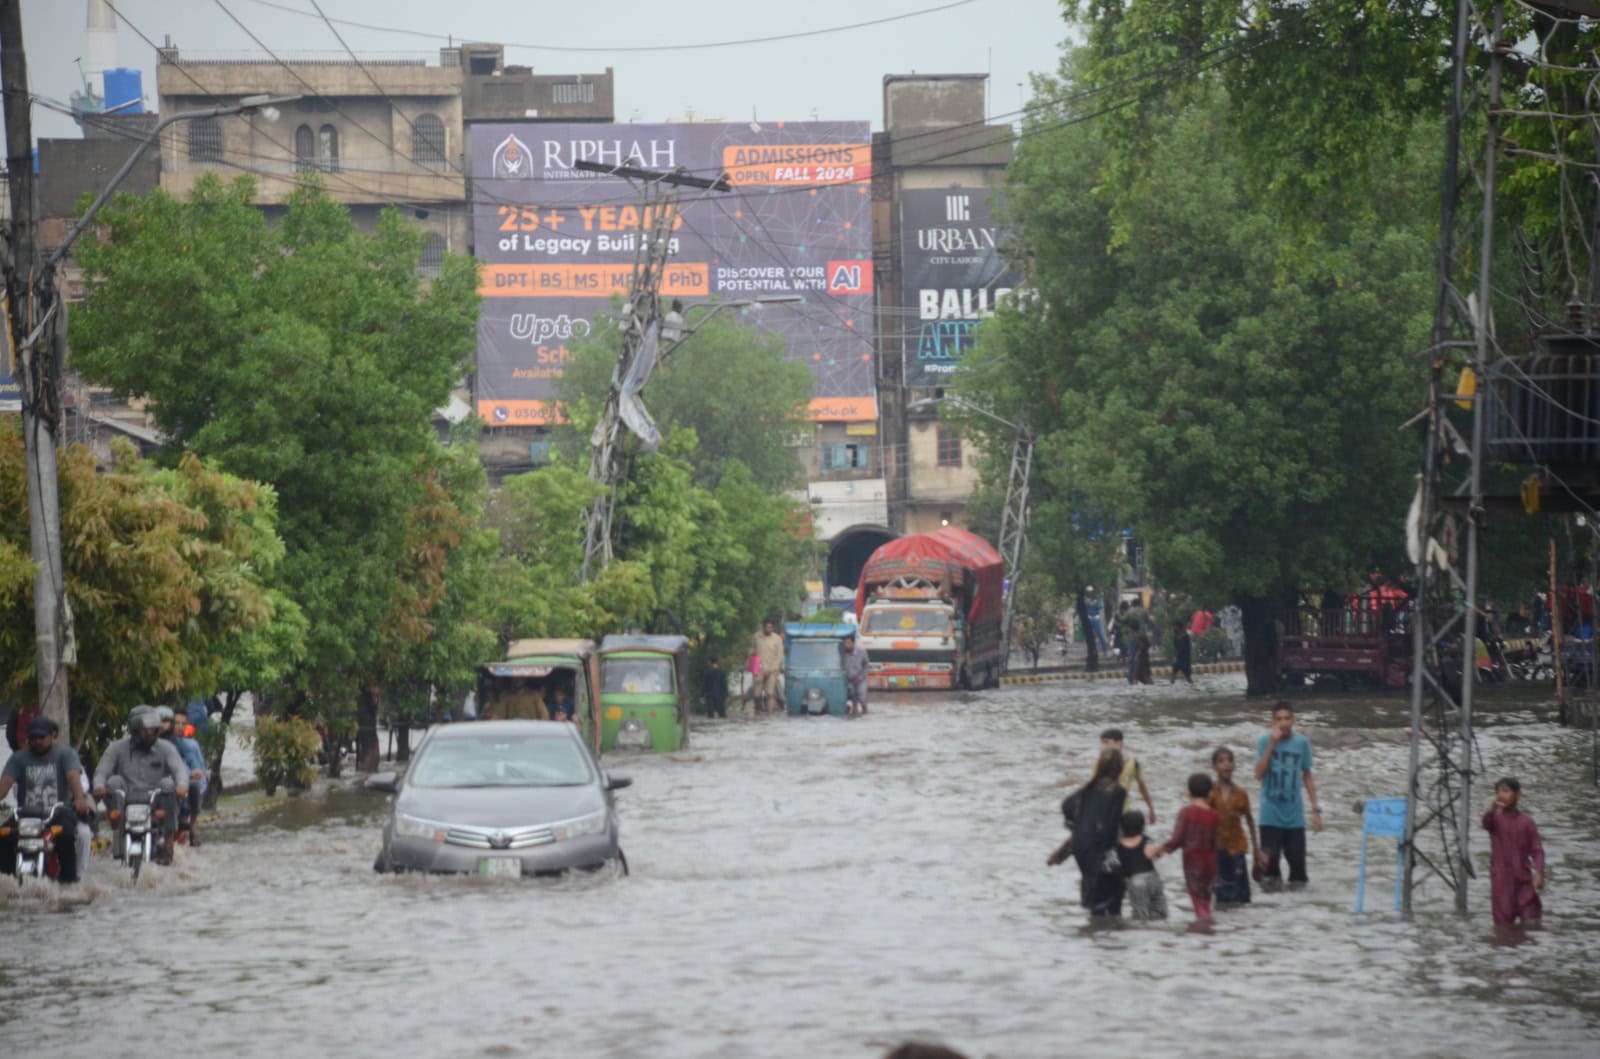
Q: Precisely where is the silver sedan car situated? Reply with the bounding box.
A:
[368,720,631,877]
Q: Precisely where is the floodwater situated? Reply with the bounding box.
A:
[3,677,1598,1058]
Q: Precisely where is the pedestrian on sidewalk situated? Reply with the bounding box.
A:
[1483,777,1544,927]
[1133,627,1154,684]
[1170,622,1193,684]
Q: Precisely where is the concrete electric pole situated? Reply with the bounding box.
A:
[2,0,73,733]
[574,160,728,581]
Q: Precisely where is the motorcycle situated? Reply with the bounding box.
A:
[104,782,173,881]
[1,802,71,884]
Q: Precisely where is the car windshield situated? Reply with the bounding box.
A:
[602,658,674,694]
[865,608,949,634]
[408,735,592,788]
[788,640,841,669]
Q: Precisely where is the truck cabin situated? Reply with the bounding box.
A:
[861,605,955,636]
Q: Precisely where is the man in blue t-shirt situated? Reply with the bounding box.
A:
[1253,701,1322,886]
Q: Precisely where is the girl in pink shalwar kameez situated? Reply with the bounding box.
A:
[1482,777,1545,926]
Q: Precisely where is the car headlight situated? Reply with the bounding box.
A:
[393,812,446,841]
[551,809,608,842]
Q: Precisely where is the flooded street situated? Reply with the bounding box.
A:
[4,677,1598,1058]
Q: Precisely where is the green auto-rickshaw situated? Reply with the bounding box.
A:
[478,638,602,753]
[597,634,690,752]
[784,622,854,717]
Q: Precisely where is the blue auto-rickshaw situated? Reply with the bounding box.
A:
[784,622,854,716]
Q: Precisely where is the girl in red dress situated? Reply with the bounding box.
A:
[1158,773,1221,918]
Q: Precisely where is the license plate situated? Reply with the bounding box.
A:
[478,857,521,879]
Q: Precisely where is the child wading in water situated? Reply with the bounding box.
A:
[1207,747,1259,905]
[1157,773,1220,919]
[1483,777,1545,927]
[1111,810,1168,920]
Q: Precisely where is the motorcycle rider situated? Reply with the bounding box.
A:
[93,706,189,865]
[0,716,93,882]
[156,706,208,847]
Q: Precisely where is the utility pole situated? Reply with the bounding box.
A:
[580,182,679,579]
[1,0,72,733]
[996,425,1033,676]
[574,159,729,581]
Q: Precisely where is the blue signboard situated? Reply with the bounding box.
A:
[0,373,19,413]
[1356,796,1408,913]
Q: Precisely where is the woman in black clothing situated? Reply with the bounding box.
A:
[1047,749,1129,916]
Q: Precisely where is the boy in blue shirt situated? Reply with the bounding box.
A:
[1253,701,1321,886]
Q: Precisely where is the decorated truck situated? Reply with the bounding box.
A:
[854,527,1005,691]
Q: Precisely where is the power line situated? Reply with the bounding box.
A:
[238,0,983,53]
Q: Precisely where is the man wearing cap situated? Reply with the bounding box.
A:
[0,717,93,882]
[841,631,871,717]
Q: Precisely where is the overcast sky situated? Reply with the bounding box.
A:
[24,0,1072,142]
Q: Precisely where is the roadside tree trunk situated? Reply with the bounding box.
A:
[1240,594,1282,697]
[1076,589,1099,673]
[356,684,381,773]
[396,725,412,762]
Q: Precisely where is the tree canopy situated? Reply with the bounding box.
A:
[0,425,292,755]
[963,79,1435,692]
[71,174,480,714]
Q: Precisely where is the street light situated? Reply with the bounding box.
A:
[908,394,1033,676]
[49,93,300,267]
[658,295,805,353]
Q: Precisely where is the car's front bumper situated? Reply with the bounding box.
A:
[386,830,618,875]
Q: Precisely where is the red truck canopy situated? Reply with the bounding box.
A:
[855,527,1004,627]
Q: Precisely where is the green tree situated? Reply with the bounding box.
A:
[72,174,480,732]
[963,85,1434,694]
[0,425,290,758]
[557,309,814,492]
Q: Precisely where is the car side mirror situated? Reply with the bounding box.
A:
[365,772,399,794]
[605,772,633,791]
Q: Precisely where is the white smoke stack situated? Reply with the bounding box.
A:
[86,0,117,99]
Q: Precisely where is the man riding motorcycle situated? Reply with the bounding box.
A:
[0,716,94,882]
[156,706,208,847]
[93,706,189,865]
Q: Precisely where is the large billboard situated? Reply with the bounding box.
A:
[899,187,1017,388]
[470,122,876,426]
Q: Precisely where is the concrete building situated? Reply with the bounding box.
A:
[822,74,1014,593]
[154,43,614,277]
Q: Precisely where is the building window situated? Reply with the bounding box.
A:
[936,425,962,467]
[318,124,340,172]
[821,441,871,472]
[419,233,445,276]
[187,117,222,163]
[552,82,595,105]
[413,113,446,166]
[294,124,316,171]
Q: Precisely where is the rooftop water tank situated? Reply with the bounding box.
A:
[102,68,143,114]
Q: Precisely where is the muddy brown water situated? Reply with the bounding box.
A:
[3,676,1597,1057]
